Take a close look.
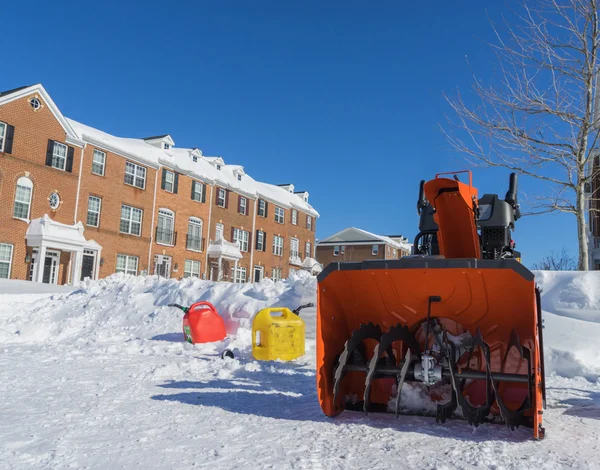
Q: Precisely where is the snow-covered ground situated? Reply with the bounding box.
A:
[1,271,600,469]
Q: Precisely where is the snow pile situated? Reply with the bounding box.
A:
[534,270,600,382]
[0,271,316,356]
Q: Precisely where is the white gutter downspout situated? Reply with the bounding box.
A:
[73,145,86,223]
[147,169,159,273]
[204,184,214,280]
[249,198,258,282]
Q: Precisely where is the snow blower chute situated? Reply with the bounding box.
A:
[316,171,546,439]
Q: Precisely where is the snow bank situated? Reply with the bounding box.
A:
[533,270,600,382]
[0,271,316,356]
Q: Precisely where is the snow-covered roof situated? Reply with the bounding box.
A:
[25,215,88,250]
[65,118,319,217]
[206,239,243,260]
[317,227,412,251]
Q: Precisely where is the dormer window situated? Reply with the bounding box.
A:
[192,156,198,163]
[237,174,242,181]
[216,164,221,170]
[164,143,170,150]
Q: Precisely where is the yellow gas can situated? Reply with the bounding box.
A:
[252,307,305,361]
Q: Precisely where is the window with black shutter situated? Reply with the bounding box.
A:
[0,122,14,154]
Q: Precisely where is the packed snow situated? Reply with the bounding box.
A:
[1,270,600,469]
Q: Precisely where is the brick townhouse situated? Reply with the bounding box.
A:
[315,227,412,267]
[0,84,318,285]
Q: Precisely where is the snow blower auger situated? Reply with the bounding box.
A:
[316,170,546,439]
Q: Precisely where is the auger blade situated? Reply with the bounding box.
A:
[333,322,383,407]
[445,328,495,427]
[487,329,532,430]
[395,348,411,418]
[363,324,420,413]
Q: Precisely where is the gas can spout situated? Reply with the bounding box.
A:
[168,303,188,313]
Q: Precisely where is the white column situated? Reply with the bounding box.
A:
[34,244,47,283]
[217,256,223,282]
[234,259,239,283]
[72,250,84,284]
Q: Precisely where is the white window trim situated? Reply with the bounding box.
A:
[272,267,282,282]
[333,245,340,256]
[52,141,68,171]
[156,209,175,246]
[232,265,247,283]
[13,176,33,221]
[217,188,226,207]
[256,230,265,251]
[92,149,106,176]
[120,204,143,236]
[0,243,14,279]
[86,195,102,227]
[233,228,250,252]
[307,215,313,230]
[292,209,297,225]
[116,254,139,275]
[275,206,284,224]
[305,241,311,258]
[124,161,147,190]
[0,122,6,153]
[192,181,204,202]
[187,217,203,252]
[372,245,379,255]
[273,235,284,256]
[258,199,266,217]
[239,196,247,215]
[215,222,224,241]
[164,170,175,193]
[184,259,201,278]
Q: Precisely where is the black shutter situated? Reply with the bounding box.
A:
[201,183,206,203]
[161,169,166,190]
[264,201,269,218]
[46,140,54,166]
[230,227,235,243]
[238,196,242,214]
[248,230,252,252]
[66,146,74,172]
[262,232,267,251]
[191,181,196,200]
[4,125,14,154]
[174,172,179,194]
[225,190,229,208]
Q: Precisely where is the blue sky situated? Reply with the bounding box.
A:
[3,0,579,267]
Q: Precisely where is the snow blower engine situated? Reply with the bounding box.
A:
[316,171,546,439]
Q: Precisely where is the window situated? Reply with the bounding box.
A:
[233,228,249,252]
[120,204,143,236]
[191,181,205,202]
[216,164,221,170]
[13,176,33,220]
[124,161,146,189]
[238,196,247,215]
[272,267,282,282]
[116,254,138,275]
[233,266,247,283]
[187,218,203,251]
[192,156,198,163]
[0,243,13,279]
[52,141,67,170]
[393,248,398,258]
[217,188,226,207]
[273,235,284,256]
[163,170,175,193]
[86,196,102,227]
[164,143,170,150]
[0,122,5,152]
[333,245,340,256]
[307,215,313,230]
[237,174,242,181]
[275,206,284,224]
[372,245,379,256]
[305,241,311,259]
[292,209,298,225]
[92,149,106,176]
[290,238,299,259]
[341,245,345,255]
[49,192,60,210]
[258,199,267,217]
[215,223,224,241]
[29,97,41,110]
[256,230,265,251]
[184,259,201,278]
[156,209,175,245]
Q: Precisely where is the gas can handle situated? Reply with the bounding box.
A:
[189,301,217,312]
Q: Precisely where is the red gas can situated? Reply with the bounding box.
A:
[181,301,227,344]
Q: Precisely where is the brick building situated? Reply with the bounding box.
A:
[588,153,600,270]
[315,227,412,267]
[0,84,318,284]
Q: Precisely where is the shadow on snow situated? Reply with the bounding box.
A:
[151,359,533,443]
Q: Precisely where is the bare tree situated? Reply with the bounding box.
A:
[442,0,600,270]
[531,247,578,269]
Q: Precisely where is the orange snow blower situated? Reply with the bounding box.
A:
[316,171,546,439]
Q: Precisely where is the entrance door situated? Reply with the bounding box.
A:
[81,254,95,280]
[29,249,59,284]
[154,254,172,278]
[253,265,264,282]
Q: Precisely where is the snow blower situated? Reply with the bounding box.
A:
[316,171,546,439]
